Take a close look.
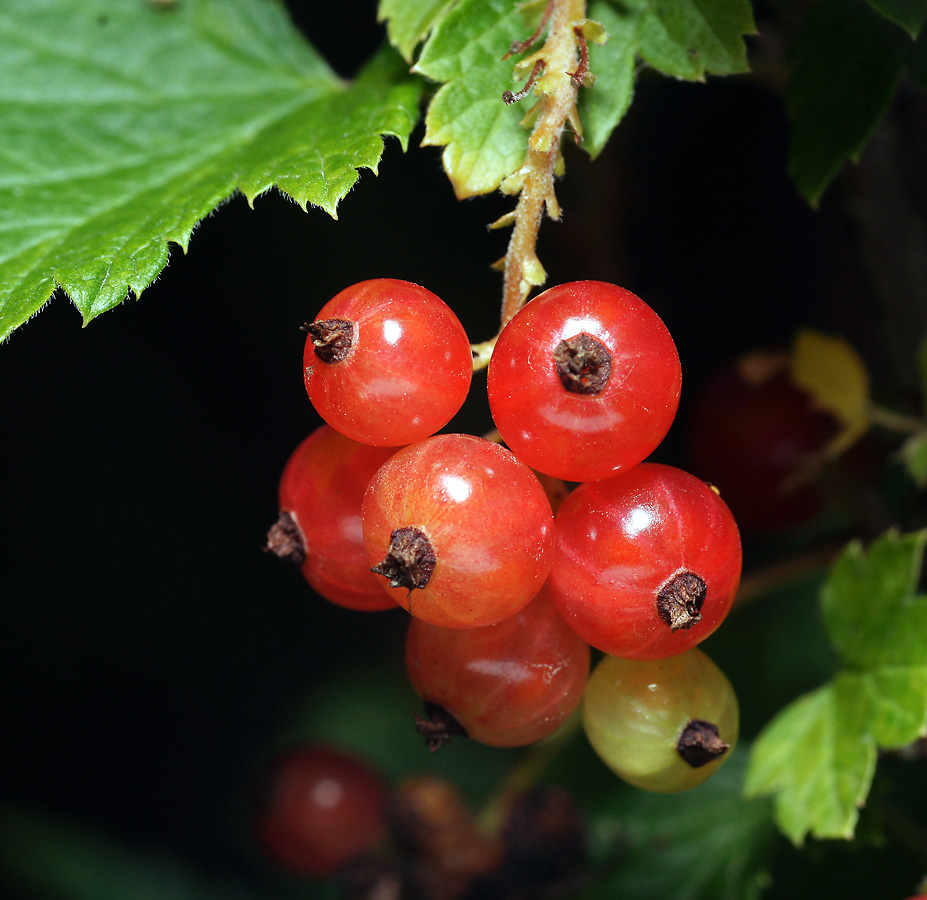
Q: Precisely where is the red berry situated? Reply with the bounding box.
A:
[547,463,741,660]
[253,745,387,877]
[405,587,590,748]
[303,279,472,446]
[686,351,838,533]
[361,434,555,628]
[267,425,399,611]
[487,281,681,481]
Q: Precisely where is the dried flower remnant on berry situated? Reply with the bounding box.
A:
[414,701,469,752]
[552,332,612,394]
[265,511,307,566]
[656,571,707,631]
[304,318,354,363]
[371,527,437,591]
[676,719,730,767]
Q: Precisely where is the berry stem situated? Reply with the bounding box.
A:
[471,0,589,371]
[476,710,582,834]
[866,402,927,436]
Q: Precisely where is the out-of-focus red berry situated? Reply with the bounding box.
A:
[253,745,387,877]
[686,351,838,534]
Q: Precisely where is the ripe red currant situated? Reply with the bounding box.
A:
[252,745,387,877]
[487,281,681,481]
[267,425,399,611]
[361,434,555,628]
[582,649,739,793]
[303,279,472,446]
[547,463,741,659]
[405,587,590,749]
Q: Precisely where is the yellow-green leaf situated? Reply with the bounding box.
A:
[790,329,871,454]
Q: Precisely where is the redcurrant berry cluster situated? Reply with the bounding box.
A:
[269,278,742,794]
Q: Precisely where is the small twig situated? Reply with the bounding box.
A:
[733,542,843,611]
[566,25,589,89]
[502,59,547,105]
[867,402,927,436]
[502,0,554,59]
[470,0,590,371]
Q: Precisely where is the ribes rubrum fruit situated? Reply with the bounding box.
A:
[361,434,555,628]
[267,425,399,611]
[547,463,742,659]
[303,279,472,446]
[252,745,387,877]
[582,649,739,793]
[487,281,681,482]
[405,587,590,748]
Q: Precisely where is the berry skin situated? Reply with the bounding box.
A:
[252,745,387,877]
[547,463,741,660]
[267,425,399,611]
[582,649,739,793]
[362,434,555,628]
[487,281,681,482]
[405,587,590,749]
[303,279,472,446]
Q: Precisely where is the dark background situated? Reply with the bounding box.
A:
[2,1,925,897]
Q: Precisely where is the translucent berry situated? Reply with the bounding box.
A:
[362,434,555,628]
[267,425,399,611]
[303,279,473,446]
[582,649,739,793]
[487,281,681,481]
[405,587,590,748]
[252,745,387,877]
[547,463,741,659]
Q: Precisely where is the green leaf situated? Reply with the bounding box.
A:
[379,0,459,62]
[582,750,776,900]
[0,804,272,900]
[581,2,638,158]
[415,0,533,198]
[604,0,755,82]
[745,530,927,844]
[745,669,927,845]
[786,0,908,205]
[822,530,927,669]
[790,329,871,457]
[581,0,756,156]
[866,0,927,37]
[900,431,927,487]
[0,0,422,342]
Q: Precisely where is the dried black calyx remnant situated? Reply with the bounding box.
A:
[415,702,469,752]
[303,317,354,363]
[656,570,707,631]
[264,510,307,567]
[371,526,436,592]
[552,333,612,394]
[677,719,730,768]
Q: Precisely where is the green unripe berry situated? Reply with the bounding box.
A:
[582,649,739,793]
